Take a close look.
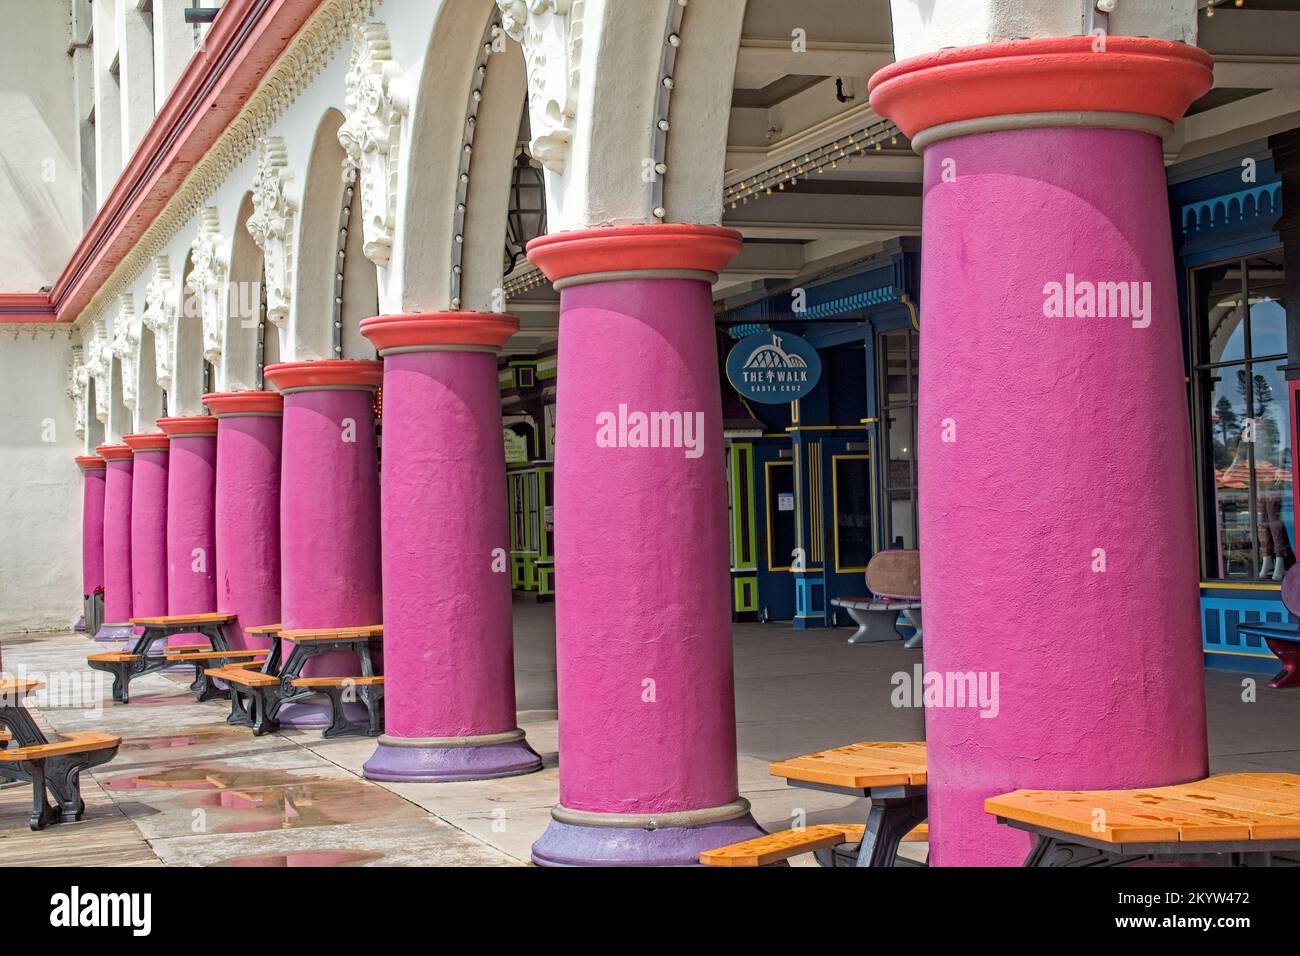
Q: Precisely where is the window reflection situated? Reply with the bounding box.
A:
[1196,251,1293,582]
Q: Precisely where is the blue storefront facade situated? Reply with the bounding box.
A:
[721,238,921,630]
[721,130,1299,682]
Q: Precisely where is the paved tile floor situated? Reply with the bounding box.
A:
[0,600,1296,866]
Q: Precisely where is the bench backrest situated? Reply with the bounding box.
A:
[865,549,920,600]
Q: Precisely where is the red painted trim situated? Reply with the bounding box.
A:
[203,390,285,416]
[74,455,107,471]
[157,416,218,437]
[48,0,322,324]
[123,433,171,452]
[1290,381,1300,508]
[96,444,134,460]
[868,37,1213,140]
[263,360,383,392]
[0,293,57,324]
[526,224,743,283]
[360,312,520,352]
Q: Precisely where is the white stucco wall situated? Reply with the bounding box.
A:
[0,333,84,633]
[0,0,83,292]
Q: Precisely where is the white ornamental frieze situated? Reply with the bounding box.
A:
[246,136,297,327]
[186,208,228,368]
[110,295,141,412]
[337,21,408,268]
[497,0,584,174]
[66,350,87,438]
[84,319,111,425]
[142,257,177,395]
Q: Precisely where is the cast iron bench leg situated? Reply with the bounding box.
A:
[855,795,928,867]
[365,686,384,737]
[1022,835,1150,867]
[44,754,99,823]
[250,690,279,736]
[845,607,902,644]
[227,687,254,727]
[24,762,57,831]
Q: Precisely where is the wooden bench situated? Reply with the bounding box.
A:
[164,649,267,701]
[0,679,121,830]
[204,667,281,735]
[701,741,928,867]
[86,613,234,703]
[1235,564,1300,689]
[831,550,922,647]
[987,772,1300,866]
[701,823,929,867]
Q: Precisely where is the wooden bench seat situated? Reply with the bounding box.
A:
[701,822,929,867]
[87,651,142,663]
[278,625,383,642]
[0,679,45,700]
[0,731,120,763]
[0,731,121,830]
[245,624,281,635]
[289,675,384,688]
[987,772,1300,865]
[165,649,265,662]
[204,667,279,687]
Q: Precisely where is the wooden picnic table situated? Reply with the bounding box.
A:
[87,613,235,703]
[212,624,383,736]
[769,741,928,866]
[987,773,1300,866]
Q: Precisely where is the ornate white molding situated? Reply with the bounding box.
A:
[110,295,141,412]
[84,318,111,425]
[246,136,297,327]
[142,257,177,395]
[498,0,583,175]
[66,348,87,439]
[338,21,408,269]
[186,208,228,368]
[74,0,383,329]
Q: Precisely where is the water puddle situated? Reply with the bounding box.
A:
[212,849,383,867]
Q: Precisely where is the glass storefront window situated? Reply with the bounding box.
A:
[879,328,918,549]
[1192,251,1293,582]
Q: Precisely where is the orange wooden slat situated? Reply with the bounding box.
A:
[0,732,120,761]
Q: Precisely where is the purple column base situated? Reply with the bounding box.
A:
[74,614,86,633]
[275,699,368,728]
[530,813,766,867]
[94,622,135,642]
[363,739,542,783]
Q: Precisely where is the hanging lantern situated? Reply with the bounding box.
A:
[504,149,547,276]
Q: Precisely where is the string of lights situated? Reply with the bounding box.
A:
[722,118,904,210]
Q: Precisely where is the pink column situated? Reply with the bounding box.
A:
[95,444,135,641]
[869,38,1214,865]
[204,392,283,652]
[75,456,107,635]
[526,225,764,866]
[158,417,218,648]
[123,434,170,628]
[263,361,382,727]
[358,313,540,781]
